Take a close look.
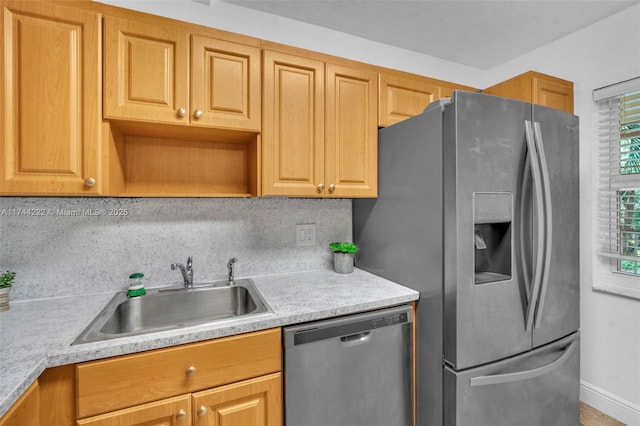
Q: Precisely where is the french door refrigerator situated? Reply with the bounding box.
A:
[353,90,580,426]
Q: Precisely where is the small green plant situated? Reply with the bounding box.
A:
[329,242,358,254]
[0,271,16,288]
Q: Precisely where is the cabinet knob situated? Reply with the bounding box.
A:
[329,184,336,193]
[84,177,96,187]
[193,109,203,119]
[197,405,207,417]
[176,409,187,420]
[186,366,196,376]
[176,107,186,118]
[317,183,325,192]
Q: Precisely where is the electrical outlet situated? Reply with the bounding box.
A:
[296,224,316,246]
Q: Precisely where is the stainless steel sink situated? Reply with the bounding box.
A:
[72,279,271,345]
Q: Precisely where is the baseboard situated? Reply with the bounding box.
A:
[580,380,640,425]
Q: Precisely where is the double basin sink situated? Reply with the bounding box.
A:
[73,279,271,345]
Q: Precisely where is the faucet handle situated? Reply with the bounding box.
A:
[227,257,238,283]
[187,256,193,268]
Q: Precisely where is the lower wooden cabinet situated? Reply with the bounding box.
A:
[0,365,76,426]
[193,373,281,426]
[0,381,39,426]
[77,394,192,426]
[75,328,282,425]
[1,329,283,426]
[76,374,281,426]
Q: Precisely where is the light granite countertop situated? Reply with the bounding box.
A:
[0,268,418,417]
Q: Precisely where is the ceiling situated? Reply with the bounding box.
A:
[220,0,639,70]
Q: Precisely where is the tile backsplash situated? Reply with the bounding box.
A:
[0,197,352,301]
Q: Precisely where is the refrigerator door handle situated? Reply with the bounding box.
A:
[524,120,545,332]
[469,341,577,387]
[533,121,553,329]
[520,156,532,302]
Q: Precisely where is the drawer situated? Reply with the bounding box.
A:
[77,328,281,418]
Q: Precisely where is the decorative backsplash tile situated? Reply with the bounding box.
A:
[0,197,352,301]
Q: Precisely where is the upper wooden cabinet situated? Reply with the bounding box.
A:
[191,35,261,131]
[262,49,377,197]
[325,64,377,198]
[378,71,477,127]
[0,1,102,195]
[262,50,325,197]
[3,2,573,199]
[104,16,260,132]
[483,71,574,113]
[102,14,261,197]
[103,16,189,125]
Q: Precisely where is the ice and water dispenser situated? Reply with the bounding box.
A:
[473,192,512,284]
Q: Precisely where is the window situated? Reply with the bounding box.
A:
[595,77,640,299]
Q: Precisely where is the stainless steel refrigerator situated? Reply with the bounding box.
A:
[353,90,580,426]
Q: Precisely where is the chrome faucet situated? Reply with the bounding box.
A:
[227,257,238,283]
[171,256,194,288]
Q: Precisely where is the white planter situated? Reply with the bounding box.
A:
[333,252,354,274]
[0,287,10,312]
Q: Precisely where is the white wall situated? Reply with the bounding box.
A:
[484,6,640,424]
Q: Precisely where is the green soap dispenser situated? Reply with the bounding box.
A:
[126,272,146,297]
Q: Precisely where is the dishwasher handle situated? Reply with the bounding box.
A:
[340,331,371,345]
[284,305,413,348]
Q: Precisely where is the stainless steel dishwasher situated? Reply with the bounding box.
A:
[283,305,413,426]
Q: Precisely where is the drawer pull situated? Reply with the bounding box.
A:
[197,405,207,416]
[176,409,186,420]
[186,366,196,376]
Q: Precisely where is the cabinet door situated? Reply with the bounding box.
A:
[0,381,39,426]
[0,1,101,195]
[532,76,574,114]
[192,373,282,426]
[326,64,378,197]
[262,50,325,197]
[483,71,574,114]
[77,395,191,426]
[378,73,440,127]
[104,16,189,125]
[191,35,260,131]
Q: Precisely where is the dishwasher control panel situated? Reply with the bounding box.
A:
[286,305,412,347]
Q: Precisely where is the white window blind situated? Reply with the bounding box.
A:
[596,78,640,273]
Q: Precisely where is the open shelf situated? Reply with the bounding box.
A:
[107,121,259,197]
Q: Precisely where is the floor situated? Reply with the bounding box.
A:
[580,402,626,426]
